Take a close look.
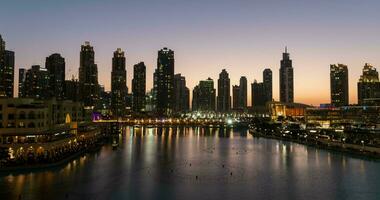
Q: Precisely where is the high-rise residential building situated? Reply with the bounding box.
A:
[279,47,294,103]
[251,80,266,107]
[330,64,349,107]
[217,69,231,112]
[111,48,127,116]
[64,77,79,102]
[192,78,216,111]
[23,65,50,99]
[357,63,380,105]
[263,68,273,102]
[232,85,240,110]
[18,68,26,98]
[0,35,15,98]
[132,62,146,113]
[79,41,99,108]
[173,74,190,113]
[238,76,247,109]
[154,47,174,116]
[0,50,15,98]
[46,53,65,99]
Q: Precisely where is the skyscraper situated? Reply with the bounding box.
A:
[173,74,190,113]
[357,63,380,105]
[263,68,273,102]
[192,78,216,111]
[0,35,15,98]
[24,65,50,99]
[232,85,240,110]
[330,64,349,107]
[18,68,26,98]
[64,77,80,102]
[279,47,294,103]
[111,48,127,116]
[251,80,266,107]
[79,41,99,108]
[217,69,231,112]
[155,47,174,116]
[132,62,146,113]
[46,53,65,99]
[238,76,247,109]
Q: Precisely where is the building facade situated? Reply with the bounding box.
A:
[20,65,50,99]
[330,64,349,107]
[0,35,15,98]
[358,63,380,105]
[251,81,266,107]
[232,85,240,110]
[132,62,146,113]
[279,47,294,103]
[111,48,127,117]
[217,69,231,112]
[173,74,190,113]
[263,68,273,102]
[46,53,65,99]
[192,78,216,111]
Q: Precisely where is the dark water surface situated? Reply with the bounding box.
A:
[1,126,379,200]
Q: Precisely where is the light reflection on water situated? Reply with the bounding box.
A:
[0,126,379,200]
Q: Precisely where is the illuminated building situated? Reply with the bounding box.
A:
[0,35,15,98]
[357,63,380,105]
[279,47,294,103]
[217,69,231,112]
[263,68,273,102]
[132,62,146,113]
[192,78,216,111]
[330,64,349,107]
[21,65,49,99]
[111,48,127,116]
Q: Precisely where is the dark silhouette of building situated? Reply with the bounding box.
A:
[22,65,49,99]
[217,69,231,112]
[251,80,266,107]
[111,48,127,116]
[357,63,380,105]
[46,53,65,99]
[79,41,99,108]
[154,47,174,116]
[132,62,146,113]
[64,77,79,101]
[0,35,15,98]
[330,64,349,107]
[263,68,273,102]
[173,74,190,113]
[18,68,26,98]
[280,47,294,103]
[192,78,216,111]
[232,85,240,110]
[238,76,247,109]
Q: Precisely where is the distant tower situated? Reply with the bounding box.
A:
[192,78,216,111]
[18,68,26,97]
[263,68,272,102]
[279,47,294,103]
[330,64,349,107]
[173,74,190,113]
[132,62,146,113]
[0,35,15,98]
[111,48,127,116]
[232,85,240,110]
[79,41,99,108]
[155,47,175,116]
[357,63,380,105]
[46,53,65,99]
[238,76,247,109]
[251,80,266,107]
[217,69,231,112]
[24,65,50,99]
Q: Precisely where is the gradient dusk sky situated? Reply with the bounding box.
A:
[1,0,380,106]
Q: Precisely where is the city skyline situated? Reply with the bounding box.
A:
[1,1,380,105]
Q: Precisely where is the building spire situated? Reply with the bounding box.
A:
[285,46,287,53]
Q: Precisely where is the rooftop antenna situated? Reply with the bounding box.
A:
[285,46,288,53]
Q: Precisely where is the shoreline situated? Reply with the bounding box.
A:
[250,131,380,160]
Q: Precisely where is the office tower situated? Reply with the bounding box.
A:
[24,65,50,99]
[238,76,247,109]
[64,77,80,102]
[357,63,380,105]
[330,64,349,107]
[0,35,15,98]
[173,74,190,113]
[154,47,174,116]
[263,68,273,102]
[217,69,231,112]
[192,78,216,111]
[132,62,146,113]
[18,68,26,97]
[251,80,266,107]
[232,85,240,110]
[111,48,127,116]
[145,89,156,112]
[0,50,15,97]
[279,47,294,103]
[79,41,99,108]
[46,53,65,99]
